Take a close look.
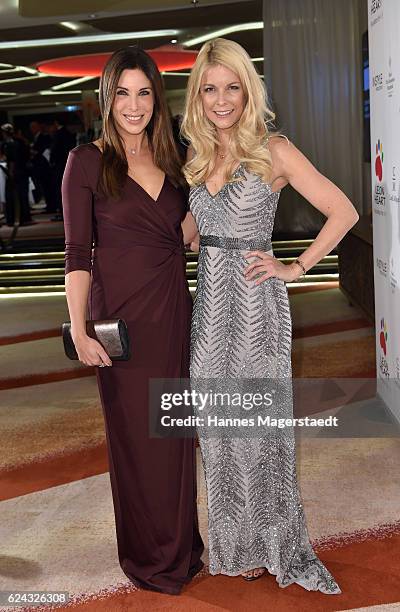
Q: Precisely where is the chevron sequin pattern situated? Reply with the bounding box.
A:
[189,164,341,594]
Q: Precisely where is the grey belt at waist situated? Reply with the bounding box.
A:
[200,235,272,251]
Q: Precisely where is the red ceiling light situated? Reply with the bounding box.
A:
[37,45,198,77]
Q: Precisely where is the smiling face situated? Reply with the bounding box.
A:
[199,63,245,131]
[112,68,154,139]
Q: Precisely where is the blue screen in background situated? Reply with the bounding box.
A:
[363,65,369,92]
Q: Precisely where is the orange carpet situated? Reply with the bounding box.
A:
[0,442,108,502]
[0,367,95,390]
[61,533,400,611]
[0,328,61,346]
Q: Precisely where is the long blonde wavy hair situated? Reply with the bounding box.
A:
[181,38,277,187]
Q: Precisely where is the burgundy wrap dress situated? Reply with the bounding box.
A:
[62,143,204,594]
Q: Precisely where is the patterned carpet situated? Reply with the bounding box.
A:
[1,287,399,611]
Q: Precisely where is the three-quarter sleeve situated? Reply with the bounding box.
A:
[62,149,94,274]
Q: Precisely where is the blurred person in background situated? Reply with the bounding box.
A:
[0,123,33,226]
[0,144,6,225]
[171,114,188,163]
[30,120,54,213]
[50,117,76,221]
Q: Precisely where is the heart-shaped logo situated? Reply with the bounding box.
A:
[375,140,383,182]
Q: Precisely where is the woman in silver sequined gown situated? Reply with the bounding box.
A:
[181,38,359,595]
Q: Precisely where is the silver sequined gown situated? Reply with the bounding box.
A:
[189,164,341,594]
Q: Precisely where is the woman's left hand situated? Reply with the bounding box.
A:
[244,251,299,284]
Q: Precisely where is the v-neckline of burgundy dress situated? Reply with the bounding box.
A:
[89,141,167,204]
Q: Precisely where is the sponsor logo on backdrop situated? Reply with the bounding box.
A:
[395,357,400,389]
[380,317,387,356]
[379,317,390,378]
[372,72,383,92]
[375,139,383,182]
[376,257,388,278]
[390,256,398,292]
[374,140,386,215]
[386,56,396,97]
[389,165,400,204]
[370,0,383,26]
[371,0,382,11]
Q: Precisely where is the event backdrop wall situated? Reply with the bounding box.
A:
[368,0,400,420]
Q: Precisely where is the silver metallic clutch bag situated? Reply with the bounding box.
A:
[62,319,130,361]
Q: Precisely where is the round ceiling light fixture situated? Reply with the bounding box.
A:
[37,45,198,77]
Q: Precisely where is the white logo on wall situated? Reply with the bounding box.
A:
[372,72,383,92]
[376,257,388,278]
[390,256,398,293]
[370,0,383,26]
[390,165,400,204]
[386,56,396,97]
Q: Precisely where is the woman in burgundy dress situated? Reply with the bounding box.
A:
[62,47,203,595]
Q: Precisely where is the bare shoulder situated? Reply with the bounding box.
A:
[267,134,294,189]
[268,133,290,147]
[268,134,313,180]
[267,133,292,160]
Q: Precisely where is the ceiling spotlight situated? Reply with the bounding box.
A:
[184,22,263,47]
[0,74,47,84]
[60,21,81,32]
[51,76,95,90]
[19,66,39,75]
[40,90,83,95]
[1,29,179,50]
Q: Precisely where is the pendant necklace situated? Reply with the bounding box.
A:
[218,137,231,160]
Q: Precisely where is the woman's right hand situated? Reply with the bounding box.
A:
[190,234,200,253]
[72,333,112,367]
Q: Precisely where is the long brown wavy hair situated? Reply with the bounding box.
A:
[98,46,183,197]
